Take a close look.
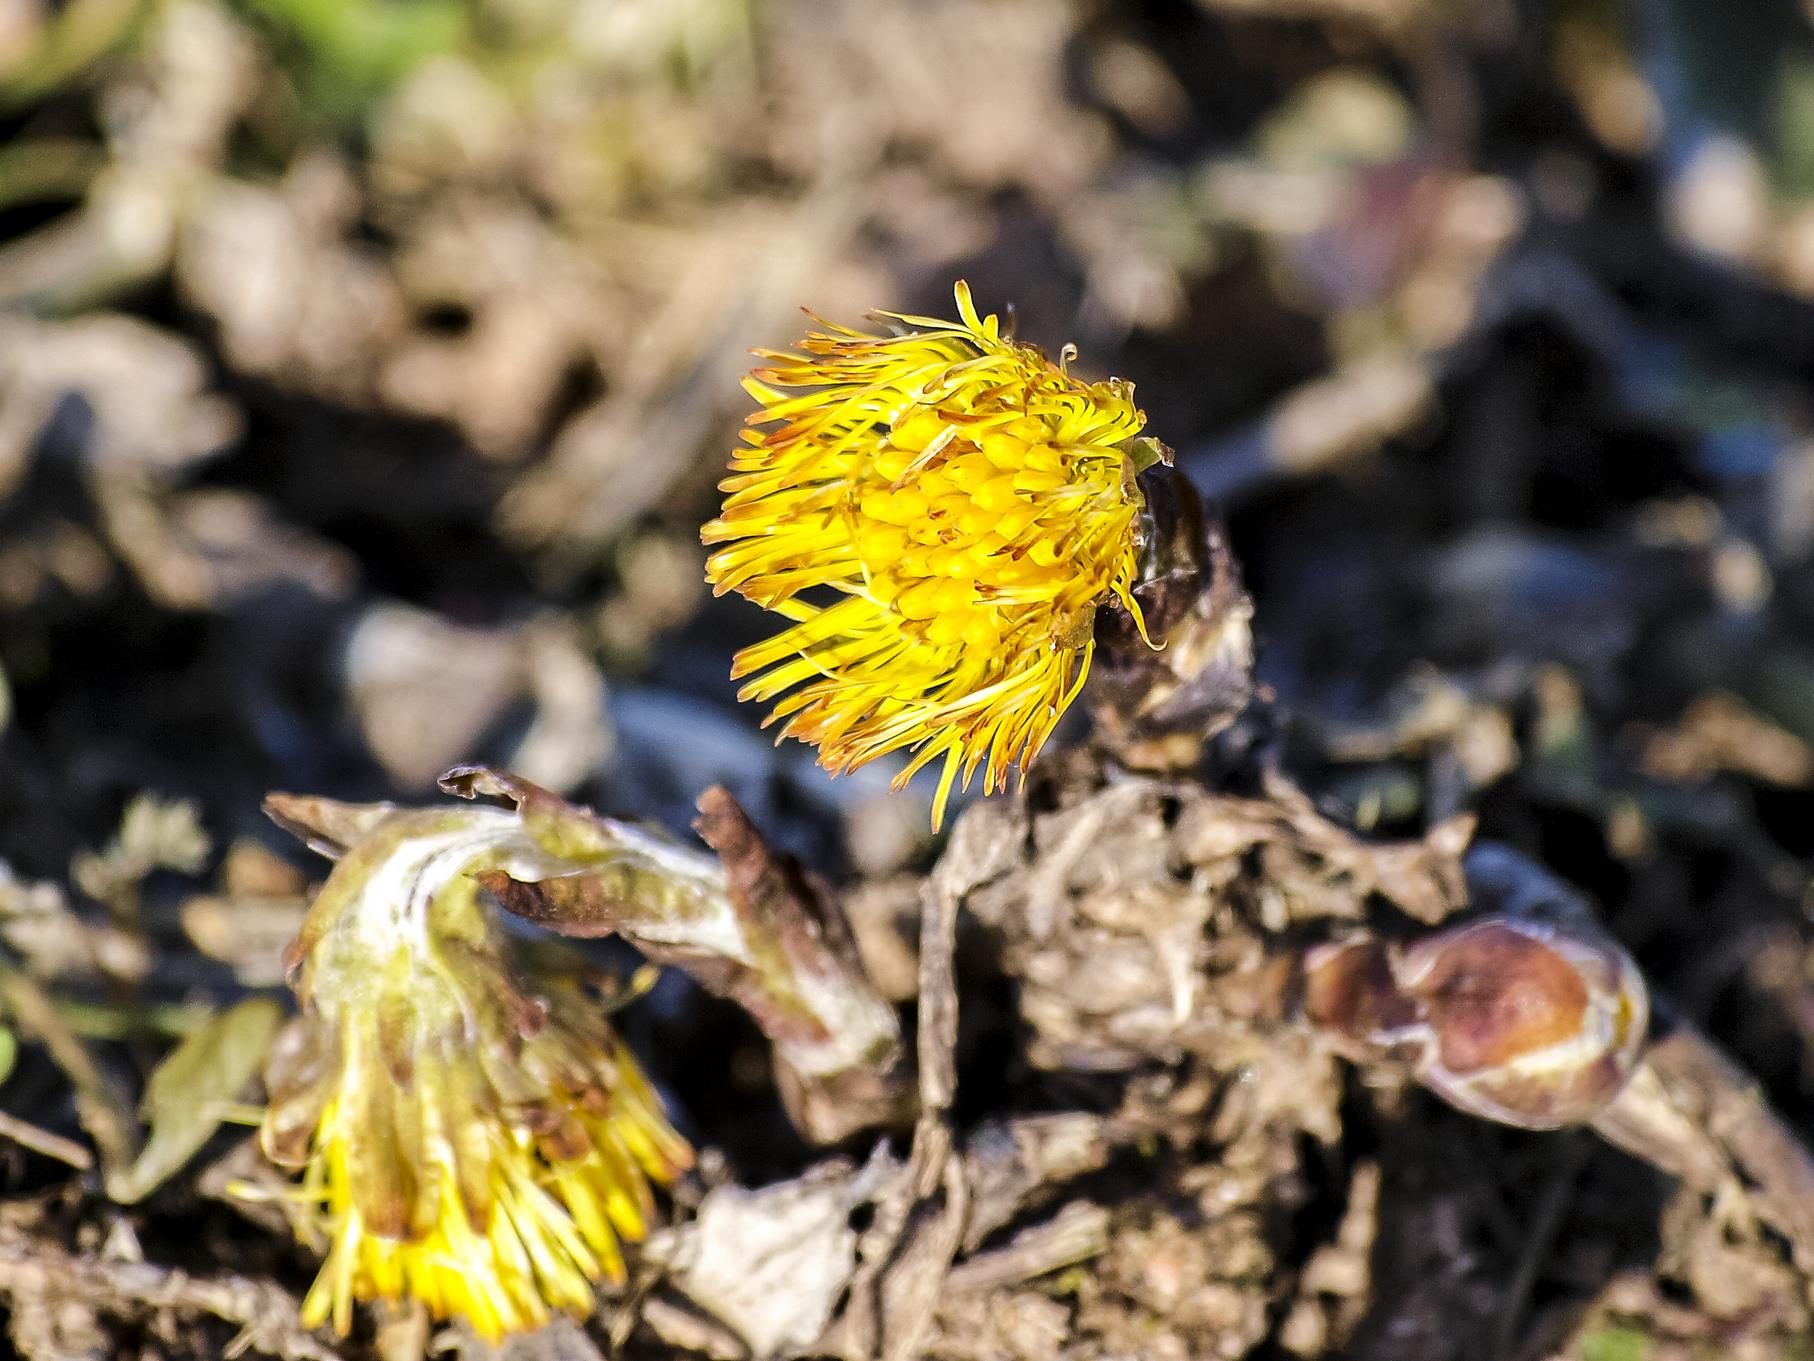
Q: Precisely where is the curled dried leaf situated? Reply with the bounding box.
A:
[440,766,905,1122]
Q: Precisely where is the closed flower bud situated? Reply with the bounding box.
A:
[1305,914,1648,1130]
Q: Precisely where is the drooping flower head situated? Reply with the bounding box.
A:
[704,282,1160,828]
[255,802,693,1341]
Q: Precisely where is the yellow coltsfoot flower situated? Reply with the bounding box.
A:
[704,281,1163,828]
[255,803,692,1341]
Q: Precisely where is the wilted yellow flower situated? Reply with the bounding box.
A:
[256,805,692,1341]
[704,281,1160,828]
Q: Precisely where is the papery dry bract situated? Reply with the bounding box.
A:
[1087,466,1255,770]
[703,281,1155,828]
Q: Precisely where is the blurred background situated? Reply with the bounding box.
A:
[5,0,1814,1156]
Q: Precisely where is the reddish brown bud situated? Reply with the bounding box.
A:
[1305,915,1648,1130]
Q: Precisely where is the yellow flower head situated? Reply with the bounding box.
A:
[704,281,1155,828]
[257,807,692,1341]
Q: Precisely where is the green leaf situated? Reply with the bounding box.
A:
[0,0,154,110]
[112,998,284,1203]
[232,0,469,124]
[1577,1327,1650,1361]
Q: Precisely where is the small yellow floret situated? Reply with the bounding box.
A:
[704,281,1150,827]
[294,1028,689,1340]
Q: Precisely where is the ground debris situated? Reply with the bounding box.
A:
[0,1211,336,1361]
[961,760,1470,1073]
[654,1158,881,1358]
